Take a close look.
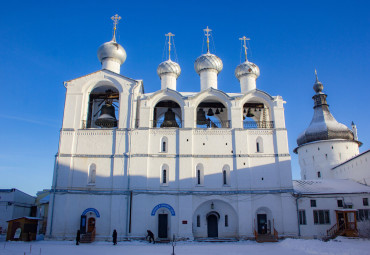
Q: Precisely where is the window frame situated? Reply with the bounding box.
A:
[313,210,330,225]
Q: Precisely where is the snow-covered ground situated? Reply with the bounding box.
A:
[1,237,370,255]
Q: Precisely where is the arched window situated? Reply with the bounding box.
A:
[160,137,168,153]
[197,215,200,227]
[161,164,169,186]
[317,171,321,178]
[88,164,96,185]
[256,137,263,153]
[196,164,204,186]
[222,165,230,186]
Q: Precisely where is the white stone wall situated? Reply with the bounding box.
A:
[332,151,370,185]
[297,139,359,180]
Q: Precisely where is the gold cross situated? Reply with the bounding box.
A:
[165,32,175,60]
[204,26,212,53]
[111,14,122,42]
[239,36,250,61]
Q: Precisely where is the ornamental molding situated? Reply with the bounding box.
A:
[58,153,290,159]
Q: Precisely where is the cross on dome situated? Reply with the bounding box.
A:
[165,32,175,60]
[111,14,122,42]
[239,36,250,61]
[203,26,212,53]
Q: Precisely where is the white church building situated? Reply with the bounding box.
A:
[46,16,370,241]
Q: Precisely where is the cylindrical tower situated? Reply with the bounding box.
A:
[294,71,361,180]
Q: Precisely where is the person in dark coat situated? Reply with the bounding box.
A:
[146,230,155,244]
[76,230,80,245]
[112,229,117,245]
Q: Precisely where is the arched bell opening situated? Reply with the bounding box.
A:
[85,85,119,129]
[242,101,273,129]
[196,100,229,128]
[153,100,182,128]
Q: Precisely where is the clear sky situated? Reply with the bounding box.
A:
[0,0,369,196]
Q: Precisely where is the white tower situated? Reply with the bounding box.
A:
[294,71,360,180]
[194,26,223,91]
[97,14,126,74]
[157,32,181,90]
[235,36,260,93]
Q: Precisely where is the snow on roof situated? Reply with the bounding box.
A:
[293,179,370,194]
[7,216,42,222]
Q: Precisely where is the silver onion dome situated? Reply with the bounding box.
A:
[97,40,127,65]
[296,75,354,147]
[194,52,223,75]
[235,60,260,80]
[157,59,181,78]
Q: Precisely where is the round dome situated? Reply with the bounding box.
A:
[157,60,181,78]
[235,61,260,80]
[97,41,127,65]
[313,80,324,93]
[194,53,223,74]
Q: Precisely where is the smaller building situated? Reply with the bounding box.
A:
[0,189,36,235]
[293,179,370,238]
[6,217,40,241]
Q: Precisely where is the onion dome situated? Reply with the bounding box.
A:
[194,52,223,75]
[157,59,181,78]
[296,72,354,147]
[235,60,260,80]
[97,40,127,65]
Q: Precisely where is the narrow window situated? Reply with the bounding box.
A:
[160,137,168,152]
[88,164,96,185]
[299,210,306,225]
[310,200,316,207]
[256,142,260,152]
[317,171,321,178]
[197,170,201,185]
[225,215,229,227]
[256,137,263,153]
[163,169,167,184]
[197,215,200,227]
[223,170,227,185]
[364,198,369,206]
[337,200,343,207]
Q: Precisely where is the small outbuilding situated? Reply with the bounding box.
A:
[6,217,40,241]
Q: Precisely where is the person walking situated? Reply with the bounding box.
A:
[112,229,117,245]
[76,230,81,245]
[146,230,155,244]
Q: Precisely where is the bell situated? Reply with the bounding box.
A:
[197,108,207,125]
[160,108,179,128]
[207,108,214,116]
[220,108,223,113]
[246,108,254,117]
[95,103,117,128]
[215,108,220,115]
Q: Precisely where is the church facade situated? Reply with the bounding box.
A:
[46,18,370,241]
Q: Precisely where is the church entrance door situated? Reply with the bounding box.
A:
[207,214,218,238]
[158,214,168,238]
[87,217,95,233]
[257,214,267,234]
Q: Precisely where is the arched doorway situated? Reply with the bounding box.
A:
[207,214,218,237]
[153,100,182,128]
[158,213,168,238]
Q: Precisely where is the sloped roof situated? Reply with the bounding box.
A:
[293,179,370,194]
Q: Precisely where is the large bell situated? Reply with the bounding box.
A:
[95,103,117,128]
[160,108,179,128]
[246,108,254,117]
[197,108,207,125]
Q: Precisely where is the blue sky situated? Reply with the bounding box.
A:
[0,1,369,195]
